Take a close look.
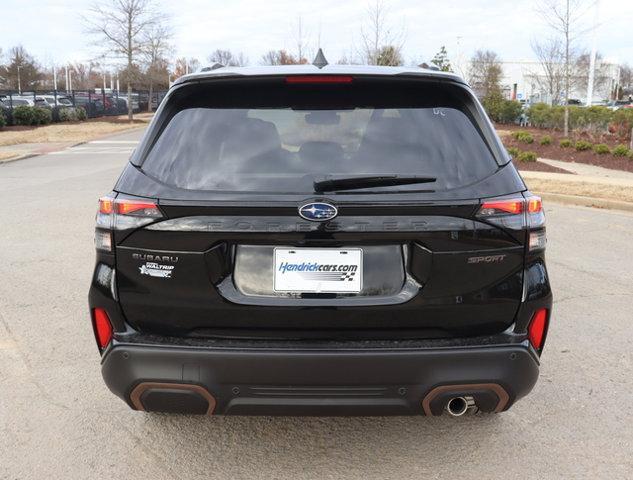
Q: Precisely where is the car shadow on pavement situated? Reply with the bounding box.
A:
[134,413,505,476]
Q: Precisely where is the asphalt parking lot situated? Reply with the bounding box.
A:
[0,129,632,479]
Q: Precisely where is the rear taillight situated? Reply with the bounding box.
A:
[92,307,113,349]
[95,196,162,251]
[478,195,546,252]
[479,199,525,216]
[528,308,549,350]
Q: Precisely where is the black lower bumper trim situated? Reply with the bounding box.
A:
[101,343,540,416]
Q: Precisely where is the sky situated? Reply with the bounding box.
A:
[2,0,632,71]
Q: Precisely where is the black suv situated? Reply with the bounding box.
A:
[89,62,552,417]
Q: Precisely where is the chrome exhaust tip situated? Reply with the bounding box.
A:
[446,396,475,416]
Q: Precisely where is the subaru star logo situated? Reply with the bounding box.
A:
[299,202,338,222]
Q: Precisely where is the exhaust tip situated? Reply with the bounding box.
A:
[446,396,474,417]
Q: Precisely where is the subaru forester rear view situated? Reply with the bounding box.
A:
[89,62,552,417]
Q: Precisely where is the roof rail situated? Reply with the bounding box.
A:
[199,63,224,72]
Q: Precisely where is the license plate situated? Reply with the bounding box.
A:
[274,248,363,293]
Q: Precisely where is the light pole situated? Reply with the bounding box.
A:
[17,65,21,94]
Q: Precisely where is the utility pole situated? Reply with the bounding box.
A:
[65,66,69,92]
[17,65,21,94]
[53,66,58,91]
[585,0,599,106]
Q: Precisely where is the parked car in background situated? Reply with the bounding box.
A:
[118,93,141,113]
[41,95,74,108]
[73,94,105,117]
[9,96,50,109]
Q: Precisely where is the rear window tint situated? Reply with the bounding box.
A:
[142,80,499,194]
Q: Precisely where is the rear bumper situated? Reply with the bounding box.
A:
[101,340,540,416]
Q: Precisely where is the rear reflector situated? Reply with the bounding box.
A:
[285,75,353,84]
[92,308,113,349]
[528,308,548,350]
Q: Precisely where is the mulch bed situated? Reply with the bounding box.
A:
[498,123,633,173]
[512,159,573,174]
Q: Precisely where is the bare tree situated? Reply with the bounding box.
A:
[375,45,403,66]
[207,50,248,67]
[360,0,404,65]
[468,50,503,98]
[574,51,611,100]
[143,25,172,112]
[292,16,310,64]
[536,0,589,136]
[260,50,302,66]
[85,0,166,121]
[2,46,43,91]
[531,37,566,105]
[173,57,199,78]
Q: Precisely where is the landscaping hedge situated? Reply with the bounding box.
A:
[526,102,633,138]
[482,92,523,124]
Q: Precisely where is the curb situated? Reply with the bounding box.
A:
[0,152,38,165]
[535,191,633,213]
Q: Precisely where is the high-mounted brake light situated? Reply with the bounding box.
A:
[92,307,113,349]
[285,75,353,84]
[528,308,549,350]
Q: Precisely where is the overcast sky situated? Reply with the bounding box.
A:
[3,0,632,70]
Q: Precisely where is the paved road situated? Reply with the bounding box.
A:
[1,130,631,479]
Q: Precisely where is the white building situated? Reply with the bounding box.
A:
[498,60,621,105]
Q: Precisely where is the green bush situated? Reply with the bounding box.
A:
[628,150,633,160]
[59,108,79,122]
[506,146,520,157]
[482,92,522,124]
[613,144,630,157]
[569,106,612,132]
[518,151,537,162]
[593,143,610,155]
[32,107,52,125]
[0,111,5,129]
[76,106,87,121]
[559,138,572,148]
[12,105,36,125]
[540,135,552,145]
[516,132,534,144]
[499,100,523,124]
[575,140,593,151]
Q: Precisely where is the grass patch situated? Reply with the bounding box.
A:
[0,115,149,147]
[0,151,20,161]
[526,178,633,204]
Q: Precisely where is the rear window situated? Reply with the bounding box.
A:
[141,79,499,194]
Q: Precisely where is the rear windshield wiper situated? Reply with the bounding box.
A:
[313,175,437,192]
